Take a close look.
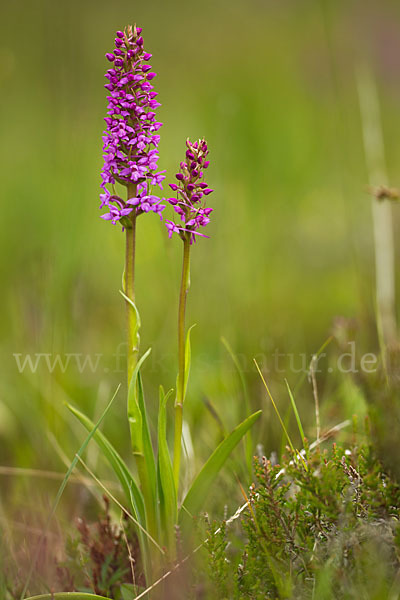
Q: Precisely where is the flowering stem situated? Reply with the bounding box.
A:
[125,183,139,386]
[173,236,191,492]
[125,186,159,549]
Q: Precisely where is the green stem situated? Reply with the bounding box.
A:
[173,236,191,492]
[124,186,161,559]
[125,183,138,386]
[124,186,158,550]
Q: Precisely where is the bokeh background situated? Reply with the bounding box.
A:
[2,0,400,520]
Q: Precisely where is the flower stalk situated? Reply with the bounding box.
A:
[125,183,139,385]
[173,235,191,491]
[165,138,214,493]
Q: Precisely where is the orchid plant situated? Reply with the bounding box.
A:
[24,25,260,598]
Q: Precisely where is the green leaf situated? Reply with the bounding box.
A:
[157,386,177,551]
[24,595,112,600]
[137,371,157,502]
[66,403,163,581]
[120,288,141,333]
[176,324,196,404]
[127,348,157,538]
[221,336,254,478]
[180,410,262,526]
[120,289,141,350]
[127,348,150,456]
[66,402,145,527]
[120,584,143,600]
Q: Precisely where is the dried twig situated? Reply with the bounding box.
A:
[120,514,137,594]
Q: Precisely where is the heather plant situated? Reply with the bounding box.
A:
[203,424,400,599]
[21,24,260,599]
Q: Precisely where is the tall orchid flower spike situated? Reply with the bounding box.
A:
[100,25,165,225]
[100,25,165,382]
[165,138,214,491]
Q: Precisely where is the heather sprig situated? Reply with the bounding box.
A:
[165,138,213,244]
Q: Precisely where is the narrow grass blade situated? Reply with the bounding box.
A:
[76,455,164,555]
[67,403,159,580]
[293,336,333,394]
[202,397,226,437]
[254,360,307,470]
[285,379,306,448]
[179,410,261,526]
[157,386,177,552]
[254,360,294,452]
[221,336,254,477]
[20,386,121,600]
[24,595,112,600]
[279,404,293,463]
[66,403,146,527]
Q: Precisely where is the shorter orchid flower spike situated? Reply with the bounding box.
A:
[164,138,213,243]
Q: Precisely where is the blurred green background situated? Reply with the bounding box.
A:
[1,0,400,517]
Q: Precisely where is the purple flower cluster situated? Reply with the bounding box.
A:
[165,139,213,243]
[100,26,165,225]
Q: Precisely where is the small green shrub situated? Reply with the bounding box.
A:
[205,429,400,599]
